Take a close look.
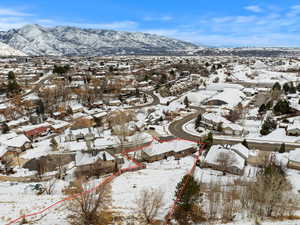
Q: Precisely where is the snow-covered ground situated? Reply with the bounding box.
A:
[112,156,195,218]
[0,180,69,225]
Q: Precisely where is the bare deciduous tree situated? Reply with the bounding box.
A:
[108,110,136,152]
[135,188,165,224]
[68,182,111,225]
[207,180,221,220]
[216,152,237,175]
[240,164,298,218]
[45,178,57,195]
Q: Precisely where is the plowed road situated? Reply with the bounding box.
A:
[169,112,300,152]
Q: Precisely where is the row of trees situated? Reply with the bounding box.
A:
[172,164,298,225]
[259,98,291,116]
[66,153,296,225]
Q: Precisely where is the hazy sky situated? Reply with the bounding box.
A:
[1,0,300,47]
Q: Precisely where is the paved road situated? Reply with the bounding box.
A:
[169,112,201,141]
[168,111,300,152]
[127,91,160,110]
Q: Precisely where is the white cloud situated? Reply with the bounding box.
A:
[287,5,300,17]
[143,16,173,22]
[37,19,55,24]
[213,16,233,23]
[0,8,32,17]
[142,29,178,36]
[0,7,34,30]
[235,16,256,23]
[244,5,263,13]
[68,21,138,30]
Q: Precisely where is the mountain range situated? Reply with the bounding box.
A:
[0,24,299,57]
[0,24,198,56]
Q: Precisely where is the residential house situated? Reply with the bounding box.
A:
[202,145,246,175]
[287,149,300,170]
[23,124,50,140]
[141,141,197,163]
[287,124,300,136]
[74,151,118,177]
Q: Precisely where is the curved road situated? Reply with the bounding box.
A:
[169,112,201,141]
[169,109,300,152]
[127,91,160,110]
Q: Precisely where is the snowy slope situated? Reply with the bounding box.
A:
[0,24,198,56]
[0,41,26,56]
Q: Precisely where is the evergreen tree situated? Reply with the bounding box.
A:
[297,83,300,92]
[184,96,190,108]
[258,104,266,113]
[7,71,16,80]
[7,80,21,94]
[279,143,285,153]
[143,94,147,103]
[203,132,213,150]
[160,73,168,84]
[283,82,291,94]
[241,139,249,148]
[217,122,223,132]
[2,122,9,134]
[273,99,290,115]
[66,106,73,115]
[170,70,176,77]
[265,100,273,110]
[290,82,296,94]
[102,152,107,161]
[53,64,70,75]
[174,174,205,225]
[6,71,21,95]
[272,82,281,91]
[50,137,58,151]
[194,114,202,129]
[260,117,277,135]
[36,100,45,115]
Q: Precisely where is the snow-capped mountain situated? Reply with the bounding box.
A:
[0,41,26,56]
[0,24,198,56]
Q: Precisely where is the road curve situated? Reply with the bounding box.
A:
[127,91,160,110]
[169,112,201,142]
[169,111,300,152]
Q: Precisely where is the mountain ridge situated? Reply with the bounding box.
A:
[0,24,199,56]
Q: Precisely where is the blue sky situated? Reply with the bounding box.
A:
[1,0,300,47]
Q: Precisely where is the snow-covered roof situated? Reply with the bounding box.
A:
[7,117,29,127]
[0,132,18,142]
[0,145,8,157]
[204,145,245,170]
[223,123,243,131]
[64,141,88,152]
[203,112,229,124]
[288,149,300,162]
[205,88,246,108]
[4,134,30,148]
[206,83,244,91]
[47,118,70,130]
[70,104,83,111]
[231,143,250,159]
[287,123,300,131]
[143,140,195,157]
[93,112,107,118]
[19,122,50,132]
[75,151,114,166]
